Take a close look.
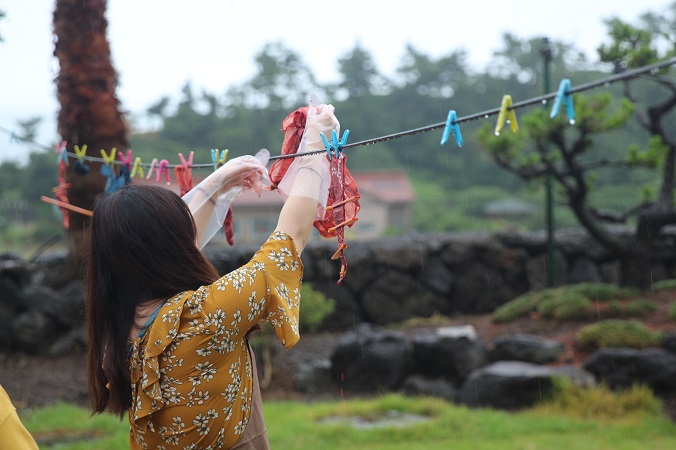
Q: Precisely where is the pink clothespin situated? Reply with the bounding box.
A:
[56,140,69,166]
[146,158,159,180]
[118,149,133,168]
[178,151,194,169]
[157,159,171,184]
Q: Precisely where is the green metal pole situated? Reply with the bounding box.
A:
[541,38,556,287]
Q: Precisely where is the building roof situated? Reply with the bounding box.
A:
[352,171,415,204]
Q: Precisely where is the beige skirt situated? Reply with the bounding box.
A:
[231,343,270,449]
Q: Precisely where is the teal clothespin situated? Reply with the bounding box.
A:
[550,79,576,125]
[320,129,350,160]
[211,149,228,171]
[56,141,69,166]
[440,110,463,147]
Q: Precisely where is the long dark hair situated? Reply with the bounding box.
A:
[86,185,219,417]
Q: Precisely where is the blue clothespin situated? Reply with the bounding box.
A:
[9,131,19,143]
[440,110,463,147]
[56,141,69,166]
[211,149,228,171]
[550,79,576,125]
[320,129,350,160]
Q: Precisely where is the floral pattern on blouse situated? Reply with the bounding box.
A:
[127,231,303,449]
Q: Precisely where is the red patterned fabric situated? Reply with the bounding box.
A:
[268,107,309,190]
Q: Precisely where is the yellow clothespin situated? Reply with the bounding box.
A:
[495,95,519,136]
[74,144,88,162]
[100,148,117,167]
[131,156,145,178]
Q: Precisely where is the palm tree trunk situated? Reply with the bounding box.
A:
[53,0,128,277]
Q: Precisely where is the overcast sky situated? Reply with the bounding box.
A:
[1,0,673,164]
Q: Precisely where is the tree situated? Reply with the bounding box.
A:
[226,42,319,112]
[477,91,676,288]
[594,4,676,287]
[53,0,128,276]
[335,43,390,98]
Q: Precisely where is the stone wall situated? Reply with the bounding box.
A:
[208,227,676,330]
[2,227,676,354]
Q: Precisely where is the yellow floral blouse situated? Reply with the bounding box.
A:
[127,231,303,449]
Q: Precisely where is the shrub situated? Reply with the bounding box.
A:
[621,299,658,318]
[493,283,637,323]
[567,282,639,300]
[537,293,593,320]
[493,291,541,323]
[299,283,336,333]
[669,302,676,321]
[576,320,660,350]
[653,279,676,291]
[536,378,662,419]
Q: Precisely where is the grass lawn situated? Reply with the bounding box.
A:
[21,392,676,450]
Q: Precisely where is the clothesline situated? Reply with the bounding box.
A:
[2,56,676,167]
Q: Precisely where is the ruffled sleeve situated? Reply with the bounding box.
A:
[208,230,304,348]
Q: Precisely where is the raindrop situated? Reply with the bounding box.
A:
[604,82,610,88]
[541,99,547,105]
[650,68,659,75]
[495,131,500,136]
[484,114,489,119]
[506,119,511,124]
[569,119,576,125]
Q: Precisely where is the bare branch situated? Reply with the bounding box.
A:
[589,202,652,224]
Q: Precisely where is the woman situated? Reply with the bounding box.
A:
[86,103,337,449]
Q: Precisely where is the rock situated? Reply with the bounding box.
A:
[401,375,456,401]
[458,361,591,410]
[360,272,444,325]
[436,325,477,341]
[489,334,565,364]
[44,281,86,327]
[293,359,332,395]
[569,257,601,284]
[584,348,676,394]
[412,333,488,384]
[330,324,412,393]
[10,310,62,354]
[662,333,676,355]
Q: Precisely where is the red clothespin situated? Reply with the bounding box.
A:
[175,151,194,196]
[118,149,133,168]
[157,159,171,184]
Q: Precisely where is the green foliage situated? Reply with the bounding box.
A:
[669,302,676,321]
[23,394,676,450]
[566,283,639,300]
[299,283,336,333]
[535,378,662,419]
[576,319,660,350]
[621,299,658,317]
[493,283,638,323]
[652,279,676,291]
[493,291,542,323]
[537,294,593,320]
[627,136,669,169]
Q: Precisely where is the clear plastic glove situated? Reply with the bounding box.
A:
[277,98,338,219]
[183,149,270,249]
